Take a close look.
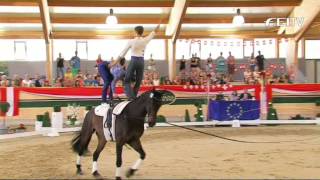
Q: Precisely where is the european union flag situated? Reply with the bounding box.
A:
[208,100,260,121]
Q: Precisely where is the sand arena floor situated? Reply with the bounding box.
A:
[0,125,320,179]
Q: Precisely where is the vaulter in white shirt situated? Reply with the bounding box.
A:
[118,24,160,99]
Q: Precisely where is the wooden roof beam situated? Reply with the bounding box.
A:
[188,0,302,7]
[47,0,174,7]
[39,0,52,43]
[165,0,188,43]
[0,0,38,6]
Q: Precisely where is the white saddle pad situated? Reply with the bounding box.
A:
[94,104,108,117]
[95,101,130,141]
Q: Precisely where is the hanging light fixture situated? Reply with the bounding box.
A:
[232,8,245,25]
[106,8,118,25]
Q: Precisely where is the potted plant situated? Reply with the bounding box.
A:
[156,115,166,123]
[52,105,63,130]
[35,114,44,131]
[0,102,10,134]
[66,103,80,126]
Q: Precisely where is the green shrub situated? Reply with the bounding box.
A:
[53,105,61,112]
[0,102,10,113]
[156,115,166,122]
[85,106,92,111]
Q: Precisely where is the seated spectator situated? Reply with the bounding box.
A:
[229,91,239,101]
[55,77,64,87]
[12,74,21,87]
[0,75,10,87]
[152,73,160,86]
[43,80,50,87]
[34,74,42,87]
[65,67,73,80]
[239,89,253,100]
[164,77,172,85]
[93,75,101,86]
[74,75,84,87]
[243,69,251,84]
[215,93,225,100]
[84,74,94,86]
[22,74,32,87]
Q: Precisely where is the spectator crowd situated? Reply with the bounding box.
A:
[0,51,292,88]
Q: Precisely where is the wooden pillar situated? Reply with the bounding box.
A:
[165,39,169,62]
[286,38,298,82]
[301,38,305,59]
[275,38,279,60]
[46,39,53,84]
[167,39,176,81]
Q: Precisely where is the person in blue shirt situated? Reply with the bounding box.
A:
[98,58,120,105]
[111,57,126,98]
[70,51,81,77]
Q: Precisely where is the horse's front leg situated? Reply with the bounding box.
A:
[115,143,123,180]
[126,139,145,178]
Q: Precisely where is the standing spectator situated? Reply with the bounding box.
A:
[195,53,201,69]
[249,53,256,72]
[216,52,226,75]
[56,52,65,78]
[96,54,103,67]
[256,51,265,72]
[190,54,199,71]
[179,55,186,72]
[227,51,236,81]
[69,51,80,77]
[206,53,214,73]
[147,54,156,71]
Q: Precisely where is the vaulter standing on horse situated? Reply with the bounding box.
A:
[98,57,122,107]
[118,24,161,100]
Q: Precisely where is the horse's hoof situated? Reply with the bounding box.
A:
[126,168,137,178]
[92,171,101,177]
[115,176,122,180]
[76,170,83,175]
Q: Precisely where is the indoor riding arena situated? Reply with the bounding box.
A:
[0,0,320,179]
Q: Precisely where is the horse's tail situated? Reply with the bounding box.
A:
[71,109,94,155]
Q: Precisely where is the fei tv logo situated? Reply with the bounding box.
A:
[265,17,304,27]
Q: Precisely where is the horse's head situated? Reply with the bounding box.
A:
[144,89,176,127]
[145,89,162,127]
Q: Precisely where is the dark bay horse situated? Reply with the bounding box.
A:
[71,89,165,179]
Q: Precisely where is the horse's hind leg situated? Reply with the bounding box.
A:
[92,132,107,177]
[126,139,145,178]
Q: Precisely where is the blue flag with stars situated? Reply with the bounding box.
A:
[208,100,260,121]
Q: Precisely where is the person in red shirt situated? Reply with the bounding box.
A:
[227,51,236,81]
[96,54,103,67]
